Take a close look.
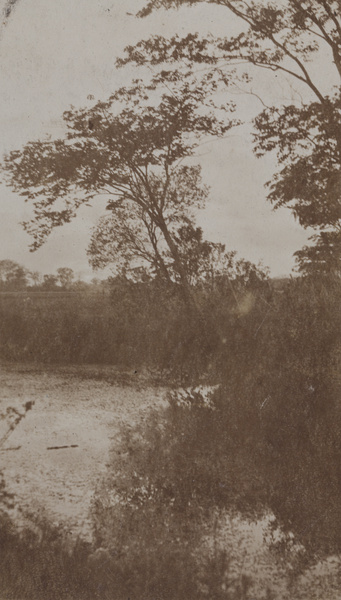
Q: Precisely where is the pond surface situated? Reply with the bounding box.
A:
[0,363,340,599]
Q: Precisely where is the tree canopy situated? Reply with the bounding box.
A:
[3,0,340,277]
[119,0,341,274]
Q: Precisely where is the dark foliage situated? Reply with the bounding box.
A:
[0,503,258,600]
[92,275,341,558]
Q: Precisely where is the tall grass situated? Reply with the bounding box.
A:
[0,278,268,381]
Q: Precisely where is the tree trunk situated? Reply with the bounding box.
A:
[157,215,199,314]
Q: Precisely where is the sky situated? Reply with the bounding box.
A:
[0,0,322,278]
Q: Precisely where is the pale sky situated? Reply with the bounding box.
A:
[0,0,320,278]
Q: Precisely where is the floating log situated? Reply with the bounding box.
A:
[47,444,79,450]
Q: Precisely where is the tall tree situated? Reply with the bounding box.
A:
[1,80,234,307]
[120,0,341,273]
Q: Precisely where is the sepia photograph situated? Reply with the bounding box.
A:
[0,0,340,598]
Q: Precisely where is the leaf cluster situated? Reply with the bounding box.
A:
[2,80,234,252]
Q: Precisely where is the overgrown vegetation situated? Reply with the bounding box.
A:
[0,273,339,599]
[0,510,266,600]
[89,274,341,558]
[0,259,269,381]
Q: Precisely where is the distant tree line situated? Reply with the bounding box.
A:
[0,261,89,291]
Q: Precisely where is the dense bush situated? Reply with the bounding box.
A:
[92,275,341,560]
[251,276,341,555]
[0,515,92,600]
[0,503,262,600]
